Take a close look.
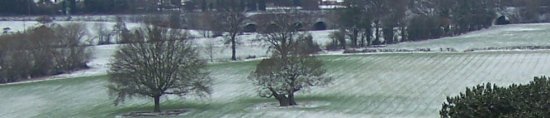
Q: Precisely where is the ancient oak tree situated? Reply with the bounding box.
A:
[108,26,212,112]
[249,56,331,106]
[249,10,332,106]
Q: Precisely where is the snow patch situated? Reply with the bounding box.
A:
[248,101,331,111]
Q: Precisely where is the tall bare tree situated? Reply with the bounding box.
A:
[255,10,312,59]
[382,0,409,44]
[94,23,112,45]
[368,0,389,45]
[216,0,247,60]
[203,38,217,62]
[113,17,131,44]
[337,0,371,47]
[197,11,216,37]
[53,23,92,72]
[108,26,212,112]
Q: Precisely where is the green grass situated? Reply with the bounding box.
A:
[2,51,550,117]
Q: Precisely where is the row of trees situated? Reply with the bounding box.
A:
[0,0,331,15]
[0,23,91,83]
[182,0,549,59]
[108,11,330,112]
[0,0,159,15]
[182,0,321,12]
[184,0,267,12]
[82,0,158,14]
[330,0,550,49]
[0,0,59,15]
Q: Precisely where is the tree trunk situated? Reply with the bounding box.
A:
[153,95,161,112]
[366,28,372,46]
[231,33,237,61]
[400,26,406,42]
[360,32,365,47]
[339,29,346,49]
[276,95,291,106]
[351,28,358,47]
[374,21,380,45]
[288,91,297,105]
[279,99,290,106]
[383,27,394,44]
[280,36,288,61]
[375,21,379,42]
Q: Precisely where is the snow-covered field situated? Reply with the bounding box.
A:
[2,51,550,117]
[386,23,550,51]
[2,21,550,117]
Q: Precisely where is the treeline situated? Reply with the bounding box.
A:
[0,23,91,83]
[0,0,159,15]
[328,0,550,49]
[0,0,329,15]
[168,0,321,12]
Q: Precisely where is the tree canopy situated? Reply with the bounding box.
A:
[441,76,550,117]
[108,26,212,112]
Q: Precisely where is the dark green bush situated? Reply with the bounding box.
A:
[441,76,550,118]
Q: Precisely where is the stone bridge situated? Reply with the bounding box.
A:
[241,11,334,32]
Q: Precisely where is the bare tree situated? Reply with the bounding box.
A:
[108,26,212,112]
[216,1,247,61]
[28,26,57,76]
[337,0,370,47]
[53,23,92,72]
[113,17,131,44]
[367,0,390,45]
[255,10,313,60]
[203,39,217,62]
[197,12,216,38]
[250,10,332,106]
[94,23,112,45]
[328,30,346,50]
[382,0,409,44]
[0,32,33,82]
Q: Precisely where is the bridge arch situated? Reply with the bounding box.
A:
[243,24,257,32]
[313,21,327,30]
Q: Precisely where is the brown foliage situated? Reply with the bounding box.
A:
[0,23,91,83]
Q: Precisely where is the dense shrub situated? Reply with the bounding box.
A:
[440,76,550,118]
[0,23,91,83]
[296,34,322,55]
[326,31,345,50]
